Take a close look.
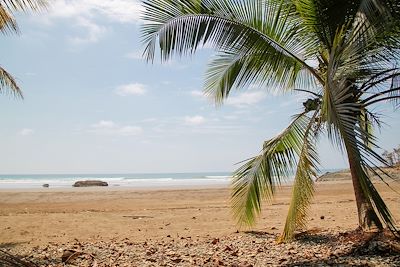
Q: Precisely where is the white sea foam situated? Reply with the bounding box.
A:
[204,175,231,179]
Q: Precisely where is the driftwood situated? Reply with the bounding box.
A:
[61,249,96,264]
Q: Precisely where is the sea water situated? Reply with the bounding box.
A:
[0,172,233,189]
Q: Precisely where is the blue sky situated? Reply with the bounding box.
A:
[1,0,399,174]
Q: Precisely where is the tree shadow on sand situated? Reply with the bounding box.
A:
[0,242,22,249]
[0,248,37,267]
[283,229,400,266]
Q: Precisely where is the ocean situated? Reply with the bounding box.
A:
[0,172,233,189]
[0,169,341,189]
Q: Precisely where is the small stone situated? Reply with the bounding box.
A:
[320,215,325,220]
[171,258,182,263]
[224,245,232,251]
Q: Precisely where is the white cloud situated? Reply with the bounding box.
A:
[34,0,143,45]
[47,0,143,24]
[117,126,143,136]
[18,128,34,136]
[226,91,267,108]
[190,90,205,98]
[90,120,143,136]
[184,115,206,126]
[115,83,147,96]
[125,50,144,60]
[69,17,107,45]
[92,120,115,128]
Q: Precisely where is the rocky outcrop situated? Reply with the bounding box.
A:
[316,170,351,182]
[316,166,400,182]
[73,180,108,187]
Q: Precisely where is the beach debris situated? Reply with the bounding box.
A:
[61,249,81,263]
[42,184,49,188]
[211,238,219,245]
[61,249,96,264]
[72,180,108,187]
[171,257,182,263]
[4,229,400,266]
[320,215,325,220]
[122,215,153,220]
[223,245,232,252]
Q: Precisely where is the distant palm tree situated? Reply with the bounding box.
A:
[141,0,400,241]
[1,0,47,97]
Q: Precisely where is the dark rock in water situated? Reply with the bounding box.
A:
[73,180,108,187]
[42,184,50,188]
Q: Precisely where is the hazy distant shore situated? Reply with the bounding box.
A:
[317,166,400,182]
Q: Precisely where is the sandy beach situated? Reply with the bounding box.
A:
[1,179,399,266]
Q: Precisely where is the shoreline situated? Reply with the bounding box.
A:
[0,169,344,190]
[0,183,231,193]
[1,180,399,246]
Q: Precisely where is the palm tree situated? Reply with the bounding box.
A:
[141,0,400,241]
[1,0,47,97]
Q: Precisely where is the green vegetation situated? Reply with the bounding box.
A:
[0,0,47,97]
[141,0,400,241]
[383,145,400,167]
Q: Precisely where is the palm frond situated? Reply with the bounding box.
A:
[360,68,400,108]
[141,0,323,88]
[279,111,320,242]
[231,112,311,227]
[293,0,363,50]
[0,0,47,34]
[1,0,47,12]
[322,57,399,237]
[0,66,22,98]
[0,4,17,33]
[204,50,314,104]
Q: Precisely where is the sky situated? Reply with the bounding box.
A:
[1,0,399,174]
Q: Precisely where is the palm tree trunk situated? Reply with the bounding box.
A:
[346,147,383,231]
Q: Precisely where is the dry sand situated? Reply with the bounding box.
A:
[1,180,399,248]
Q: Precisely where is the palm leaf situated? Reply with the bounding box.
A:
[279,111,320,242]
[141,0,323,87]
[204,50,311,104]
[322,38,399,236]
[0,66,22,98]
[0,0,47,34]
[0,4,17,33]
[231,112,311,227]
